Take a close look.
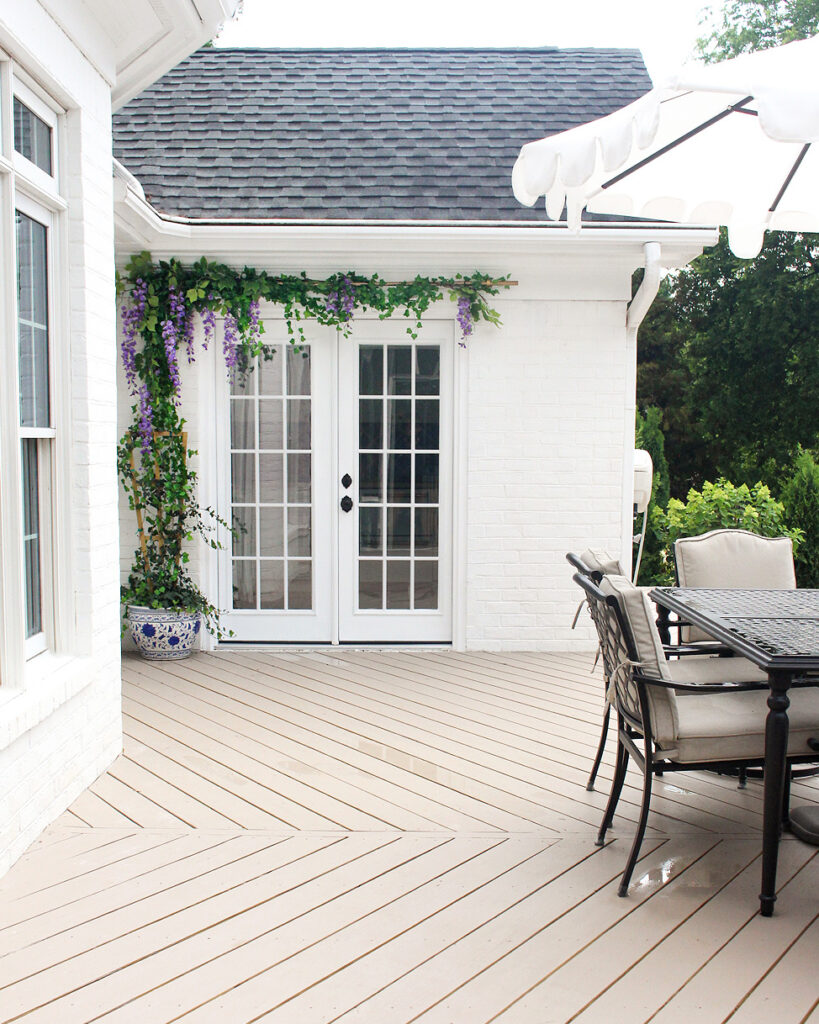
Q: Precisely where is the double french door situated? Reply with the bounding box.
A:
[218,320,453,643]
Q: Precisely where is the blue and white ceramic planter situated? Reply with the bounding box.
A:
[126,605,201,661]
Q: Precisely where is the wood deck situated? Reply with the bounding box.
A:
[1,649,818,1023]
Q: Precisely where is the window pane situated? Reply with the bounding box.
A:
[415,400,439,450]
[388,400,411,450]
[16,211,50,428]
[258,354,282,395]
[21,440,42,638]
[287,507,311,557]
[415,508,439,556]
[259,506,284,557]
[359,399,382,450]
[230,399,255,450]
[287,399,311,450]
[387,453,411,503]
[259,453,284,503]
[359,506,382,555]
[287,453,311,503]
[231,453,256,504]
[258,399,283,450]
[359,452,382,503]
[387,507,411,556]
[415,454,439,504]
[14,98,52,174]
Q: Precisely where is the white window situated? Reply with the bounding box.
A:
[0,60,67,680]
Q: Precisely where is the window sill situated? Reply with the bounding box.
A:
[0,653,97,752]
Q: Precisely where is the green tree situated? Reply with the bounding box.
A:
[697,0,819,60]
[637,1,819,496]
[781,449,819,587]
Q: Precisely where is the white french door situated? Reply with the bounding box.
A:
[337,321,453,642]
[218,319,453,644]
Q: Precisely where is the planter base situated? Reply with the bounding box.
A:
[126,606,201,661]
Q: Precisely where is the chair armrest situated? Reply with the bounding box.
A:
[633,670,768,694]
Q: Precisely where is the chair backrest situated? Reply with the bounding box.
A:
[674,529,796,641]
[575,572,678,745]
[581,548,625,578]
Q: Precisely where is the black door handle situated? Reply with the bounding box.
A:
[340,495,353,513]
[341,473,352,489]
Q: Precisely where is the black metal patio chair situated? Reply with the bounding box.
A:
[576,571,819,898]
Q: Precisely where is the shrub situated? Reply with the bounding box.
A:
[646,478,802,585]
[781,449,819,588]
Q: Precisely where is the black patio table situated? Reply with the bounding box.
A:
[650,587,819,917]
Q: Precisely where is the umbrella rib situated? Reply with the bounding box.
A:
[601,95,755,190]
[769,142,811,212]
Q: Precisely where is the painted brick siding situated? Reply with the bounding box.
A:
[0,3,122,877]
[465,298,629,650]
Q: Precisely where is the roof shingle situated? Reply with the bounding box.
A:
[113,47,651,221]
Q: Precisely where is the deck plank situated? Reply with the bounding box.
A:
[0,650,816,1024]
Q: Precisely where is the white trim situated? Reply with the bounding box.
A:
[452,337,469,653]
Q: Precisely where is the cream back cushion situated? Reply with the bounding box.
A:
[580,548,624,577]
[599,575,678,743]
[675,530,795,642]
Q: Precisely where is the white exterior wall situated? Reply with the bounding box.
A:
[465,296,628,650]
[115,236,650,653]
[0,3,121,875]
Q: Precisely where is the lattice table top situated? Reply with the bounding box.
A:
[652,588,819,667]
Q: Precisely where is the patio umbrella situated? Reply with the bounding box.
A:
[511,34,819,257]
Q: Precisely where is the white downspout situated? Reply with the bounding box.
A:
[621,241,662,575]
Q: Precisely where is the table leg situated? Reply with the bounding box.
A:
[760,671,791,917]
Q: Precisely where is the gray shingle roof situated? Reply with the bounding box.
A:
[112,47,651,221]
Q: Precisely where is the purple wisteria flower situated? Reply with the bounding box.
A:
[248,298,262,343]
[161,315,181,395]
[120,277,147,394]
[201,294,216,351]
[223,310,240,374]
[456,295,473,347]
[325,276,355,322]
[138,383,153,452]
[184,314,196,363]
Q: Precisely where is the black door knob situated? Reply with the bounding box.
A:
[340,495,353,513]
[341,473,352,489]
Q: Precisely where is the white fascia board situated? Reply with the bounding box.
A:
[113,169,718,274]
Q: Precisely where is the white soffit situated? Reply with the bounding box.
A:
[39,0,239,108]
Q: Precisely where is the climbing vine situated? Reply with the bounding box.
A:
[117,251,511,634]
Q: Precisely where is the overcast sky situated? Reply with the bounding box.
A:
[215,0,718,81]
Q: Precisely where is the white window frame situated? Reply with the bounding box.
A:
[0,55,71,686]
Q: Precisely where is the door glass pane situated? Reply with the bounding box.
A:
[359,506,382,555]
[415,454,439,504]
[258,354,282,395]
[388,400,411,449]
[359,561,382,609]
[21,440,42,638]
[259,506,284,557]
[387,453,411,503]
[16,211,49,428]
[387,507,411,556]
[259,400,283,449]
[287,347,311,395]
[415,400,439,450]
[359,399,382,450]
[415,508,438,556]
[14,98,52,174]
[359,453,382,503]
[232,507,256,557]
[287,453,311,503]
[288,507,311,557]
[359,347,383,395]
[232,560,256,609]
[387,346,412,395]
[287,399,311,450]
[288,561,312,609]
[231,453,256,504]
[414,561,438,610]
[416,347,440,395]
[230,400,255,449]
[260,561,285,609]
[259,454,284,502]
[386,561,411,609]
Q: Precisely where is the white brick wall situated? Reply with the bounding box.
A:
[115,245,636,654]
[0,3,122,877]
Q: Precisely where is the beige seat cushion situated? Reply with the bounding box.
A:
[666,656,767,686]
[668,687,819,763]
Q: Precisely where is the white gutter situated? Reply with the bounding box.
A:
[622,241,662,575]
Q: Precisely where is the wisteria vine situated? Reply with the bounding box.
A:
[117,251,510,635]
